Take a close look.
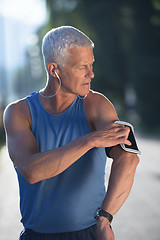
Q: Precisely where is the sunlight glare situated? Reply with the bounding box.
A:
[0,0,47,26]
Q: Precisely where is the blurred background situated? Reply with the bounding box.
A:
[0,0,160,144]
[0,0,160,239]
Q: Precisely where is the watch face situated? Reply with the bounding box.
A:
[94,208,100,220]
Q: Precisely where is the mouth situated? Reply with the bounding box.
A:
[82,82,91,86]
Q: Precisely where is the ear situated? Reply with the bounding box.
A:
[47,62,58,77]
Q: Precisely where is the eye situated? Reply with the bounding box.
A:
[78,64,93,71]
[79,66,86,70]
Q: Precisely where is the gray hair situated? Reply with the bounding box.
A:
[42,26,94,70]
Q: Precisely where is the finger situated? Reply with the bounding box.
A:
[117,137,131,146]
[113,123,130,133]
[115,127,130,139]
[124,139,132,145]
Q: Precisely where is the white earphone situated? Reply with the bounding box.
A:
[54,69,60,79]
[39,69,61,98]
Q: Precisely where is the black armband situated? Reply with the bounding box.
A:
[105,146,114,158]
[115,121,141,154]
[105,121,141,157]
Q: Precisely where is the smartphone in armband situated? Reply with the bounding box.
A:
[115,121,141,155]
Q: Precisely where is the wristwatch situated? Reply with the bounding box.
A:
[94,208,113,223]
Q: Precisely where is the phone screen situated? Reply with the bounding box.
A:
[124,125,139,151]
[115,121,141,154]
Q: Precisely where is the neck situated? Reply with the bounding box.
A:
[39,76,61,98]
[39,88,77,114]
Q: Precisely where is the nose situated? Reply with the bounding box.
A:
[87,66,94,79]
[89,69,94,79]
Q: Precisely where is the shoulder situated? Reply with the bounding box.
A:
[3,98,31,133]
[85,90,118,130]
[86,90,115,108]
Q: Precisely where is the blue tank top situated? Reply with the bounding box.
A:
[15,92,107,233]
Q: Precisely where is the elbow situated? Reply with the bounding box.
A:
[26,176,38,185]
[23,172,37,184]
[131,153,140,167]
[126,153,140,176]
[136,155,140,165]
[21,166,40,184]
[116,151,140,175]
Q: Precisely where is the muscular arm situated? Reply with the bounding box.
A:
[4,97,130,184]
[86,91,139,239]
[97,147,139,240]
[3,100,94,184]
[102,146,139,213]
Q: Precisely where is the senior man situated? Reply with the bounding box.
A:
[4,26,139,240]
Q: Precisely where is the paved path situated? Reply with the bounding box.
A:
[0,147,22,240]
[0,136,160,240]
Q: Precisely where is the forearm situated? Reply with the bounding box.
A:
[21,133,94,184]
[20,122,130,184]
[101,147,139,216]
[11,119,133,184]
[7,124,100,184]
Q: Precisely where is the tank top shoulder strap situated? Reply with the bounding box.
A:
[26,92,40,131]
[26,92,90,132]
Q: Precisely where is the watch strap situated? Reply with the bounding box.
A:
[94,208,113,223]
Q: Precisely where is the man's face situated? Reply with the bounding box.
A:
[59,46,95,97]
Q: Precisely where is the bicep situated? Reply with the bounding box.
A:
[88,92,119,130]
[109,145,140,167]
[7,130,39,167]
[4,103,39,168]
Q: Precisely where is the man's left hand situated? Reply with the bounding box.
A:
[97,217,115,240]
